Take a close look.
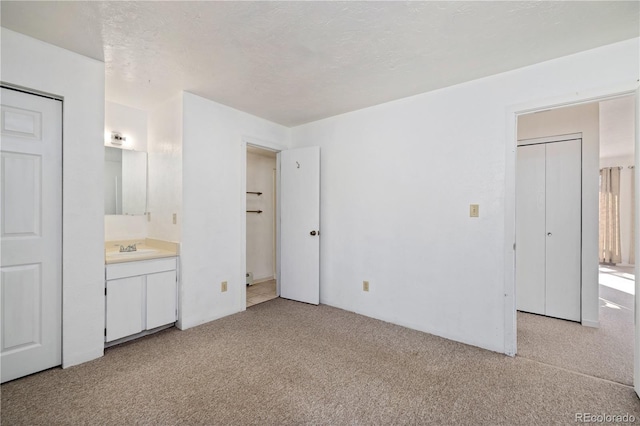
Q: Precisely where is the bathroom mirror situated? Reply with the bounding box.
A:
[104,146,147,215]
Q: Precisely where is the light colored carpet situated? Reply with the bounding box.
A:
[517,266,634,386]
[2,298,639,425]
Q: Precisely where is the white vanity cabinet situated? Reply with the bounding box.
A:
[105,257,177,343]
[105,276,144,342]
[146,270,178,329]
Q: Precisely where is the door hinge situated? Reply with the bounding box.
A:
[104,328,107,337]
[513,242,516,251]
[105,287,107,296]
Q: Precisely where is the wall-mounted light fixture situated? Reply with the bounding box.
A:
[110,131,126,146]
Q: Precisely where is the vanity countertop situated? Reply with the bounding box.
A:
[105,238,180,264]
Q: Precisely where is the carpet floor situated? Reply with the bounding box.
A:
[517,265,635,386]
[2,298,639,425]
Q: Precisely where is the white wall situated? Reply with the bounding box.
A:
[104,215,148,241]
[290,38,639,353]
[1,28,105,367]
[517,103,600,327]
[180,92,290,329]
[104,101,149,240]
[105,101,148,152]
[147,94,183,243]
[246,152,276,282]
[600,155,635,266]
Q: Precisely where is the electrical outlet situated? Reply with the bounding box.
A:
[469,204,479,218]
[172,213,177,224]
[221,281,228,292]
[363,280,369,292]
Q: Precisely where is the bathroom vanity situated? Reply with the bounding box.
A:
[104,239,179,346]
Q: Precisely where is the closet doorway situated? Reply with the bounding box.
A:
[516,134,582,322]
[514,95,637,386]
[1,87,63,383]
[245,145,278,307]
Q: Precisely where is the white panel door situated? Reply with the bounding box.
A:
[280,147,320,305]
[1,88,62,383]
[146,270,177,330]
[516,144,546,315]
[105,277,144,342]
[545,139,582,321]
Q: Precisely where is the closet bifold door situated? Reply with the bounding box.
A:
[545,139,582,321]
[516,143,546,315]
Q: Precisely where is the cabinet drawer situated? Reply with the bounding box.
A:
[106,257,177,280]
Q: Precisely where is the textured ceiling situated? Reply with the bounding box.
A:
[2,1,639,126]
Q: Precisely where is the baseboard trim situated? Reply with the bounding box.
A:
[179,308,239,330]
[582,319,599,328]
[252,276,275,285]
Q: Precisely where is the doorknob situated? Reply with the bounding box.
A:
[310,230,317,236]
[547,232,552,236]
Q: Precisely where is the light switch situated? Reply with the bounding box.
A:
[172,213,177,224]
[470,204,479,217]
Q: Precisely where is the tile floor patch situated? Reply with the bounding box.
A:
[247,279,277,308]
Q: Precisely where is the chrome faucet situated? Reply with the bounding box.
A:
[119,243,137,253]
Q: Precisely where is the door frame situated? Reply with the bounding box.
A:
[504,83,639,357]
[240,136,284,311]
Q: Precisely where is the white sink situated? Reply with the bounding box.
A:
[108,249,159,257]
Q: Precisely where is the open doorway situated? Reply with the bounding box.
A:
[245,145,279,308]
[240,141,321,310]
[595,95,636,383]
[514,95,636,386]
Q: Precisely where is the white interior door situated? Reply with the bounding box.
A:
[279,146,320,305]
[516,144,546,315]
[1,87,62,383]
[545,139,581,321]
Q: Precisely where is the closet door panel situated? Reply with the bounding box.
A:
[545,139,581,321]
[516,144,546,315]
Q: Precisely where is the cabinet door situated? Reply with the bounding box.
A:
[516,144,546,315]
[545,139,581,321]
[106,276,144,342]
[146,270,177,330]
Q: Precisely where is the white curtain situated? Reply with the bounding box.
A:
[630,167,635,265]
[599,167,621,264]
